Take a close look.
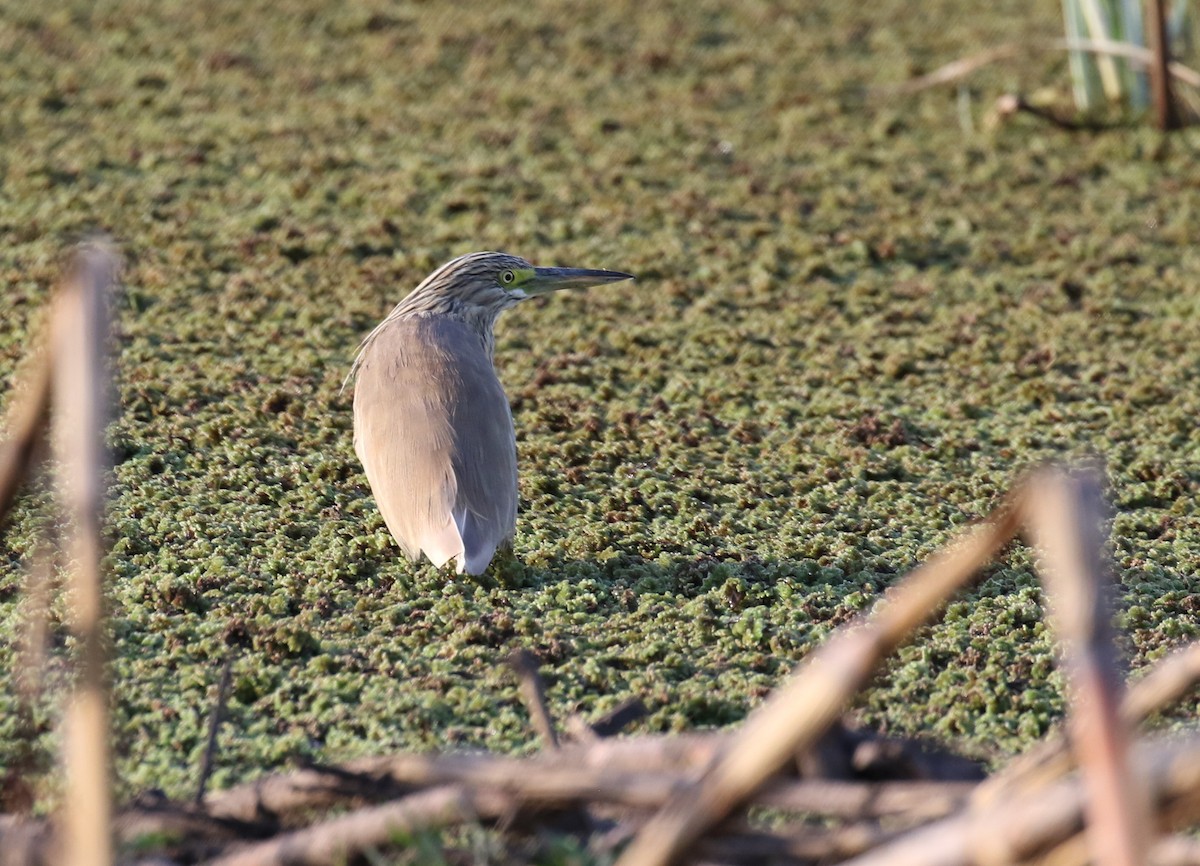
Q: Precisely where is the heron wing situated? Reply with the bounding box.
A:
[352,317,517,574]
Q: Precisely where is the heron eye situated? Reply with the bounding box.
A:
[500,270,515,285]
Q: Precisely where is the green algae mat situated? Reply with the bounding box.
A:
[1,1,1198,804]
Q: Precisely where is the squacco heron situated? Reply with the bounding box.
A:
[349,251,633,574]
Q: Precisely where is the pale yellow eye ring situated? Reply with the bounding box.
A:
[500,270,515,285]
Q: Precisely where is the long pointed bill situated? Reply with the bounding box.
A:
[526,266,635,296]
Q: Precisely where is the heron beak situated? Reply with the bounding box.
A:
[526,266,635,296]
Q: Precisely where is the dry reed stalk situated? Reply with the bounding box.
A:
[889,37,1200,95]
[839,734,1200,866]
[0,341,52,528]
[565,714,603,745]
[52,242,118,866]
[1146,0,1182,128]
[202,744,974,828]
[1122,641,1200,725]
[205,734,718,822]
[1151,835,1200,866]
[200,774,970,866]
[1025,832,1094,866]
[0,815,55,866]
[15,547,54,702]
[893,44,1023,93]
[1026,831,1200,866]
[614,484,1029,866]
[1027,468,1148,866]
[972,638,1200,809]
[112,804,270,849]
[208,784,513,866]
[1057,38,1200,89]
[697,823,894,864]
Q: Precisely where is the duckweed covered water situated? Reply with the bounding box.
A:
[0,0,1197,804]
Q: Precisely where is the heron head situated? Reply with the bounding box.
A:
[412,251,634,316]
[346,250,635,389]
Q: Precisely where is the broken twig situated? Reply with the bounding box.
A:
[508,649,560,750]
[195,651,239,807]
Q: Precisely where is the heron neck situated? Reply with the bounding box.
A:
[388,307,497,360]
[392,292,510,359]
